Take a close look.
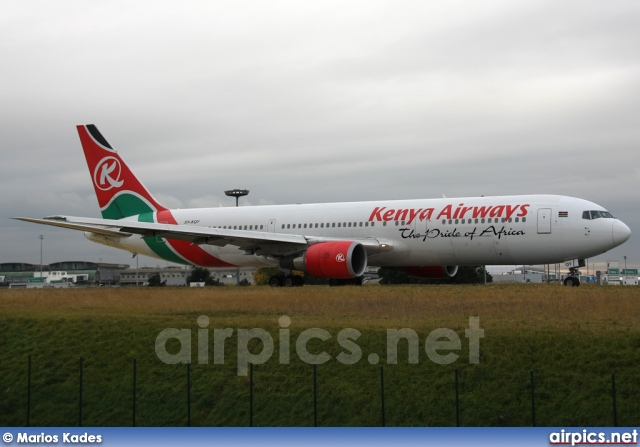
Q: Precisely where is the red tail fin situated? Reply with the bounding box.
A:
[78,124,167,219]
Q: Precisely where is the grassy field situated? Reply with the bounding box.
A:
[1,283,640,427]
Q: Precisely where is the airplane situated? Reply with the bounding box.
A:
[15,125,631,287]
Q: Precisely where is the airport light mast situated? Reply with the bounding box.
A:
[39,235,44,276]
[224,189,249,207]
[224,189,249,285]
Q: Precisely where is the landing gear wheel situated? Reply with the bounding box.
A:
[284,275,296,287]
[563,276,580,287]
[329,277,364,286]
[564,267,581,287]
[563,277,575,287]
[269,275,283,287]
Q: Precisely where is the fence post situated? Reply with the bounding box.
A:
[530,370,536,427]
[454,369,461,427]
[313,364,318,427]
[187,362,191,427]
[132,358,137,427]
[79,357,84,427]
[27,355,31,427]
[249,363,254,427]
[612,372,618,427]
[380,366,386,427]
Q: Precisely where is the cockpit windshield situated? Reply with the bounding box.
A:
[582,210,614,220]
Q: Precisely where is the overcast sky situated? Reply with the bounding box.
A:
[1,0,638,272]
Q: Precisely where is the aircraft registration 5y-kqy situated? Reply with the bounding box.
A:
[16,125,631,287]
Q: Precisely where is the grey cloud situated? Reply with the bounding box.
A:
[1,0,638,269]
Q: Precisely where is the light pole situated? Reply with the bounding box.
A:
[624,256,627,271]
[224,189,249,207]
[39,235,44,276]
[224,189,249,285]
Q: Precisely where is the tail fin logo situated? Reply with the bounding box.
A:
[93,156,124,191]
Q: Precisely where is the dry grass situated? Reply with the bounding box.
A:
[2,283,640,426]
[2,283,639,332]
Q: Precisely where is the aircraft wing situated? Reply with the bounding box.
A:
[13,215,388,256]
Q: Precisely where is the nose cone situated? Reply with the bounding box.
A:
[612,220,631,247]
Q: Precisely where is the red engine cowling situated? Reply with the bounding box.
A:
[404,265,459,279]
[284,241,367,279]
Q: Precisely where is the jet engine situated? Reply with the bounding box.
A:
[280,241,367,279]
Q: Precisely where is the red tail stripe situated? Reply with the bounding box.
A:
[156,210,235,268]
[77,125,166,212]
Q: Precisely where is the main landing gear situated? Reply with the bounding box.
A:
[269,274,304,287]
[268,274,365,287]
[563,267,581,287]
[329,277,364,286]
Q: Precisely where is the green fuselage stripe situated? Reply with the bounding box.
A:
[102,194,154,220]
[137,211,187,265]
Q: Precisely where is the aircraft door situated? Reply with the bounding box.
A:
[268,219,276,233]
[537,208,551,234]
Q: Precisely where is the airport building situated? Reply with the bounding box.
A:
[119,266,255,286]
[0,261,256,287]
[0,261,129,287]
[120,267,188,286]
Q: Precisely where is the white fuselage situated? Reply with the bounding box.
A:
[87,194,630,268]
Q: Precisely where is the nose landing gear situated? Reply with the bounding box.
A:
[563,267,581,286]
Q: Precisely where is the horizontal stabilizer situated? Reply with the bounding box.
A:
[13,217,132,238]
